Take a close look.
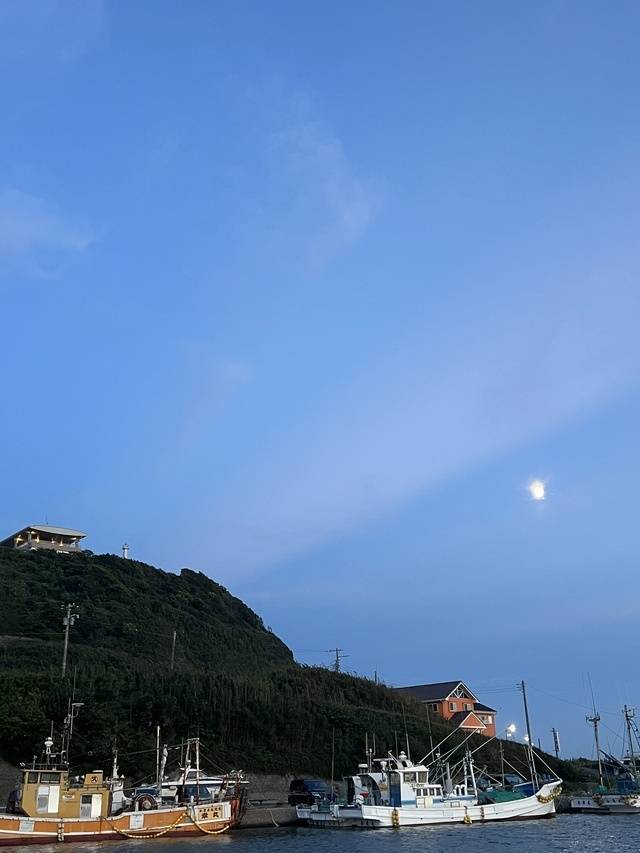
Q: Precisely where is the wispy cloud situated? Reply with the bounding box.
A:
[0,188,94,277]
[272,118,382,268]
[179,355,253,447]
[202,256,640,578]
[0,0,106,62]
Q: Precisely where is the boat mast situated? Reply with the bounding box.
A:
[586,712,603,787]
[195,737,201,804]
[155,725,161,793]
[520,680,539,790]
[624,706,637,777]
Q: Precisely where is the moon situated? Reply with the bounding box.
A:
[528,479,546,501]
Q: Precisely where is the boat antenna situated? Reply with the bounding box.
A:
[402,704,411,761]
[586,675,604,787]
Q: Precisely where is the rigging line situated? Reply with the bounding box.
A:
[528,684,619,716]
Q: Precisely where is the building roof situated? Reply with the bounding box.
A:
[26,525,86,538]
[449,711,487,729]
[474,702,497,714]
[394,680,478,702]
[0,525,87,547]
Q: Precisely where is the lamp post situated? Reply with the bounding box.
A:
[61,603,79,677]
[501,724,516,788]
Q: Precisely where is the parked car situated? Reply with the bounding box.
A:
[287,778,331,806]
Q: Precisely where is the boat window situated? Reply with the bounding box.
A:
[37,787,50,813]
[404,772,416,783]
[40,772,61,784]
[389,773,400,785]
[417,772,427,783]
[27,772,39,784]
[80,794,92,819]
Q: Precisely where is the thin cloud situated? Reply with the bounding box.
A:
[271,117,382,269]
[0,188,94,276]
[203,260,640,578]
[0,0,106,62]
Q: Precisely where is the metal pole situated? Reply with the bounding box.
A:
[195,738,200,804]
[170,630,177,672]
[624,706,637,776]
[330,728,335,801]
[587,714,603,786]
[156,725,161,793]
[500,739,505,787]
[62,604,71,677]
[552,728,560,759]
[520,680,539,790]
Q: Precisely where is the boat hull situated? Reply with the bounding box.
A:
[0,801,235,845]
[298,782,561,828]
[570,794,640,815]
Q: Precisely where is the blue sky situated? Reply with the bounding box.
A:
[2,0,640,757]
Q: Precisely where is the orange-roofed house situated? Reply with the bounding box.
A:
[396,680,497,737]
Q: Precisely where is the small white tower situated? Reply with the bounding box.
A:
[122,543,130,559]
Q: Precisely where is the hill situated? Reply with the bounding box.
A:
[0,548,578,788]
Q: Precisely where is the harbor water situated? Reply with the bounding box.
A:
[6,815,640,853]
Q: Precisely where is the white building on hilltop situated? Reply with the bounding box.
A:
[0,524,86,554]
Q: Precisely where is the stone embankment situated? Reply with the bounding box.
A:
[241,772,298,827]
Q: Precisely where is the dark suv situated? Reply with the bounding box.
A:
[287,778,331,806]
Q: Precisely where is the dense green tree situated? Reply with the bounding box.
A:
[0,549,577,787]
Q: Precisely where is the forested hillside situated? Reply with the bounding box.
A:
[0,548,578,786]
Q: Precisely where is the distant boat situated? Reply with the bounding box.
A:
[570,705,640,815]
[297,748,562,828]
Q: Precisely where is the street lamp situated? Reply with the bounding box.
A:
[501,724,517,787]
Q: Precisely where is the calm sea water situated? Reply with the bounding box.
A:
[10,816,640,853]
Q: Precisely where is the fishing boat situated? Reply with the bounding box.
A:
[570,705,640,815]
[1,719,245,845]
[297,747,561,828]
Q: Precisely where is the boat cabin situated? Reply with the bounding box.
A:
[349,752,472,809]
[11,767,122,820]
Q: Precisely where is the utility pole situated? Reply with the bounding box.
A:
[170,630,177,671]
[327,647,348,673]
[552,728,561,759]
[61,603,79,677]
[587,712,603,786]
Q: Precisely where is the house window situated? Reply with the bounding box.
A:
[431,703,438,712]
[486,715,493,724]
[464,703,472,711]
[449,702,456,711]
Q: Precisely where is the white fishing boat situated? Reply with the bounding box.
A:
[297,747,561,827]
